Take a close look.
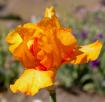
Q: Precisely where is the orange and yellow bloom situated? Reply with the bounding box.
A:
[6,6,102,96]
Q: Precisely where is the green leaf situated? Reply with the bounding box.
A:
[80,74,92,84]
[83,83,95,92]
[100,52,105,69]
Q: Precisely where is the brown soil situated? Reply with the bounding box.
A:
[0,88,105,102]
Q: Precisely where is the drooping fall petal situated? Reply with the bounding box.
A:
[70,40,103,64]
[10,69,54,96]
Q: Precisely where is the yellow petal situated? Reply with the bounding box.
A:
[6,31,23,53]
[27,39,34,49]
[70,40,103,64]
[23,23,37,29]
[44,6,55,18]
[57,28,77,46]
[23,23,43,33]
[10,69,54,96]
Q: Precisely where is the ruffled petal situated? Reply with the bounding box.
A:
[10,69,54,96]
[13,43,38,68]
[57,28,77,47]
[37,16,61,29]
[6,31,23,53]
[70,40,103,64]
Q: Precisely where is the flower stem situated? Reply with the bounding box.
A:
[48,87,56,102]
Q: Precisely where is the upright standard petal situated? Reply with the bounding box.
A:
[70,40,103,64]
[44,6,55,18]
[10,69,54,96]
[38,6,61,28]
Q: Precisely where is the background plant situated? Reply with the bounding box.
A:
[0,23,21,91]
[57,10,105,94]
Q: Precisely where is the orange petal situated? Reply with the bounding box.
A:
[16,23,42,39]
[13,43,38,68]
[70,40,103,64]
[10,69,54,96]
[57,28,77,47]
[38,16,61,29]
[38,6,61,28]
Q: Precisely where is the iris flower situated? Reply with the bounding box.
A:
[6,7,102,96]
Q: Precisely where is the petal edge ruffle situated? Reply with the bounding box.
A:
[10,69,54,96]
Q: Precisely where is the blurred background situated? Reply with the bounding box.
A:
[0,0,105,102]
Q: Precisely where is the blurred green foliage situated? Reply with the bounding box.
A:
[0,23,21,91]
[57,10,105,94]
